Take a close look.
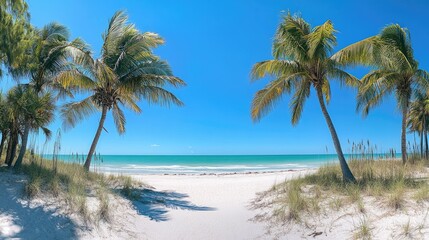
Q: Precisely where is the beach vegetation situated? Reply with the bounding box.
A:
[15,154,145,223]
[252,154,429,235]
[353,217,372,240]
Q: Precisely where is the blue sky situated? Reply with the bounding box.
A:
[17,0,429,155]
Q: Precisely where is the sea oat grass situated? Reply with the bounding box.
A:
[256,157,429,230]
[17,157,144,223]
[413,183,429,202]
[353,218,372,240]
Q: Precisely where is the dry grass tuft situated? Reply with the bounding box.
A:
[17,157,144,223]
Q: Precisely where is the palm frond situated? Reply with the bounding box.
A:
[251,60,300,80]
[40,126,52,140]
[357,71,397,116]
[331,36,379,66]
[321,78,331,104]
[118,94,142,113]
[307,20,336,59]
[137,86,184,107]
[290,79,311,125]
[55,69,97,90]
[251,72,302,121]
[327,64,360,87]
[102,10,128,58]
[273,13,310,61]
[61,96,98,129]
[112,103,126,134]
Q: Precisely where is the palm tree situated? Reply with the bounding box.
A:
[251,14,357,182]
[11,23,87,166]
[13,87,54,169]
[59,11,185,171]
[3,85,54,168]
[407,91,429,159]
[333,24,429,164]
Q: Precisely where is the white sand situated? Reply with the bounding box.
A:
[3,169,428,239]
[128,171,311,240]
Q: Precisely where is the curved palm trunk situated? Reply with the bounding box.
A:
[14,122,30,169]
[5,133,13,165]
[401,108,408,164]
[0,132,6,161]
[84,106,108,171]
[316,85,356,183]
[6,132,18,167]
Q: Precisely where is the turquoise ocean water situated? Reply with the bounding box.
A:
[49,154,399,175]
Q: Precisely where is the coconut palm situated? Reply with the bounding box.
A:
[333,24,429,164]
[407,91,429,159]
[59,11,185,171]
[251,14,357,182]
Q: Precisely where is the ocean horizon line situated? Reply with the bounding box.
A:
[50,153,399,156]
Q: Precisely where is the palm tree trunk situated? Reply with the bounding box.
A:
[315,85,356,182]
[6,132,18,167]
[401,108,408,164]
[424,127,429,159]
[421,131,424,159]
[14,122,30,169]
[0,132,6,161]
[84,106,108,171]
[5,133,13,165]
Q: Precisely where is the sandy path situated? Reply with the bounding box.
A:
[130,171,310,240]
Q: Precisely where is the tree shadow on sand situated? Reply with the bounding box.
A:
[0,174,78,239]
[130,189,216,221]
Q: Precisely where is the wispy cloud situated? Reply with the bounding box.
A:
[150,144,160,147]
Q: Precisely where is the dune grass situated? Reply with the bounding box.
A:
[253,157,429,231]
[353,217,372,240]
[16,156,144,223]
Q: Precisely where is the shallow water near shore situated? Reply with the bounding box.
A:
[45,154,400,175]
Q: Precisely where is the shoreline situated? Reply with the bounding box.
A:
[103,167,317,177]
